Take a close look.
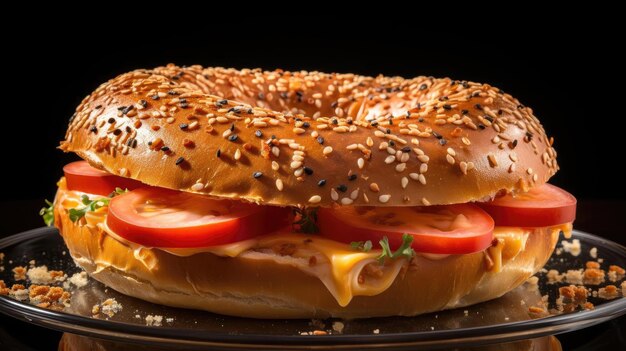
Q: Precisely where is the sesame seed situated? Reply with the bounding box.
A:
[378,194,391,203]
[331,188,339,201]
[369,183,380,192]
[175,157,185,166]
[395,163,407,172]
[216,149,221,158]
[341,197,353,205]
[447,148,456,156]
[234,149,241,160]
[255,130,263,138]
[348,174,357,181]
[350,189,359,200]
[446,154,455,165]
[385,155,396,164]
[317,136,325,145]
[488,154,498,167]
[179,123,188,130]
[422,198,431,206]
[323,146,333,155]
[290,161,302,169]
[253,172,263,179]
[460,161,468,175]
[272,161,279,171]
[337,184,348,192]
[309,195,322,204]
[318,179,326,187]
[191,183,204,192]
[401,177,408,189]
[271,146,280,157]
[347,144,358,150]
[357,158,365,169]
[304,167,314,175]
[228,134,238,142]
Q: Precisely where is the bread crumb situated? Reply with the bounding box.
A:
[8,284,28,301]
[463,310,469,316]
[546,269,564,284]
[166,317,174,324]
[609,265,625,275]
[565,269,584,285]
[101,298,122,317]
[145,314,163,327]
[68,272,88,288]
[590,247,598,259]
[583,266,605,285]
[525,276,539,290]
[561,239,581,256]
[312,330,327,336]
[12,266,26,281]
[559,285,588,303]
[598,285,620,300]
[0,280,7,295]
[135,314,141,319]
[332,321,344,334]
[373,329,380,334]
[28,285,71,310]
[26,266,66,284]
[528,306,549,318]
[29,260,36,267]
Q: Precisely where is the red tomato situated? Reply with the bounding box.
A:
[478,184,576,227]
[317,204,494,254]
[106,187,290,248]
[64,161,143,196]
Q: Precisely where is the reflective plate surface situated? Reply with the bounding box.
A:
[0,227,625,350]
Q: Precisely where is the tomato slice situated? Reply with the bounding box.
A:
[106,187,290,248]
[478,184,576,227]
[317,204,494,254]
[64,161,143,196]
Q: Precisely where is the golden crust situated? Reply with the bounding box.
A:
[60,65,558,207]
[54,190,559,319]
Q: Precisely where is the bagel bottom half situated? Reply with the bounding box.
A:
[54,200,560,319]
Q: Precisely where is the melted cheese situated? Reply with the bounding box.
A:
[57,181,563,307]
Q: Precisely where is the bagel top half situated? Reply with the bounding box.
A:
[60,65,558,207]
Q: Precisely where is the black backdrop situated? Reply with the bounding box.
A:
[1,18,625,350]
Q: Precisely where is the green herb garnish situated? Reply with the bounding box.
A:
[350,240,373,252]
[39,200,54,226]
[68,187,128,223]
[377,234,416,264]
[292,207,319,234]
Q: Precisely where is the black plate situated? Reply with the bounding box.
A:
[0,227,625,350]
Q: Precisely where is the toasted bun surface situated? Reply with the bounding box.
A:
[60,65,558,207]
[54,187,560,319]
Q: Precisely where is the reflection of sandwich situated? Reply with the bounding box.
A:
[58,333,562,351]
[50,67,575,318]
[59,285,561,351]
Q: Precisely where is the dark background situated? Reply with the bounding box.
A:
[1,22,625,350]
